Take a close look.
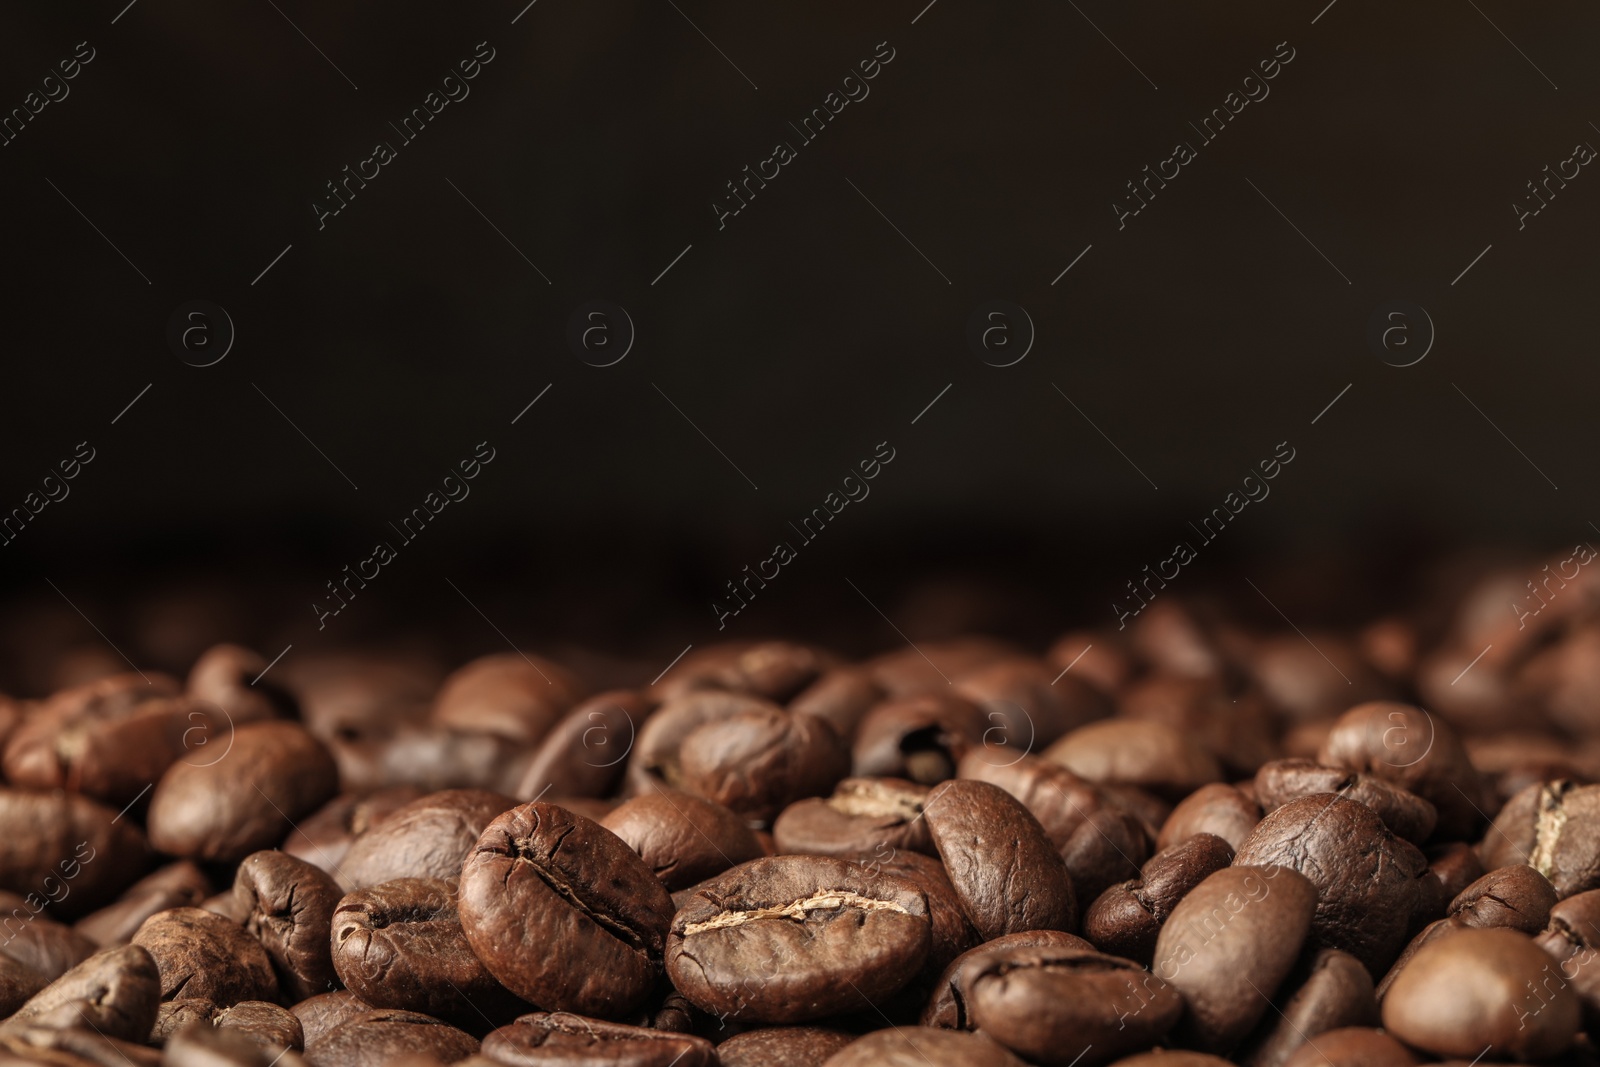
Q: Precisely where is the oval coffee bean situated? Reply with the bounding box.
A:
[1448,865,1556,934]
[187,643,298,724]
[1233,794,1427,976]
[75,860,212,947]
[1480,780,1600,898]
[0,788,151,919]
[290,991,372,1049]
[677,707,849,824]
[303,1009,479,1067]
[1280,1027,1422,1067]
[337,788,514,891]
[214,1000,306,1051]
[0,1025,165,1065]
[864,850,980,985]
[1237,949,1378,1067]
[332,877,524,1027]
[626,691,780,796]
[822,1026,1028,1067]
[429,652,585,743]
[1381,926,1579,1061]
[1083,833,1235,965]
[1152,865,1318,1052]
[1,944,160,1041]
[233,851,341,1002]
[0,955,46,1018]
[1253,759,1437,845]
[132,907,278,1007]
[1158,783,1261,852]
[921,929,1093,1030]
[788,666,884,742]
[1534,889,1600,1030]
[282,787,424,876]
[480,1012,716,1066]
[666,855,930,1024]
[147,721,338,864]
[600,792,764,891]
[0,893,95,979]
[851,694,986,785]
[165,1021,310,1066]
[459,801,675,1018]
[1043,719,1222,802]
[922,780,1077,939]
[964,945,1184,1066]
[772,777,933,860]
[517,690,649,801]
[718,1026,855,1067]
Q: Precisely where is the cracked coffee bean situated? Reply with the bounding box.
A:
[1,943,160,1041]
[772,777,933,860]
[459,801,675,1018]
[665,855,930,1023]
[480,1012,716,1066]
[1447,864,1556,934]
[1480,780,1600,899]
[1252,759,1437,845]
[921,928,1093,1030]
[233,850,341,1002]
[1083,832,1235,966]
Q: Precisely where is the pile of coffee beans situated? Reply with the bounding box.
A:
[8,562,1600,1066]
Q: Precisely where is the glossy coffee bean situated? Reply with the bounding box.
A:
[1532,889,1600,1030]
[1,673,178,796]
[0,788,150,919]
[330,724,530,796]
[147,721,338,864]
[429,652,585,743]
[920,929,1093,1029]
[1425,841,1485,907]
[1382,927,1579,1061]
[1481,780,1600,898]
[332,877,524,1027]
[233,850,341,1002]
[480,1012,716,1066]
[337,788,514,891]
[1280,1027,1422,1067]
[1158,783,1262,851]
[516,690,649,801]
[962,944,1184,1066]
[0,944,160,1041]
[952,655,1109,750]
[717,1026,855,1067]
[601,792,764,891]
[822,1026,1028,1066]
[1153,865,1318,1051]
[75,860,212,948]
[282,787,424,875]
[214,1000,306,1051]
[666,855,930,1023]
[1083,833,1234,965]
[788,667,884,742]
[0,955,45,1018]
[0,892,96,979]
[772,777,933,860]
[1237,949,1378,1067]
[626,690,780,796]
[459,802,675,1018]
[1253,759,1437,845]
[851,694,986,785]
[922,780,1077,939]
[863,849,980,982]
[303,1009,479,1067]
[1044,719,1222,802]
[1233,794,1428,975]
[132,907,278,1007]
[1448,865,1556,933]
[677,707,849,824]
[0,1024,164,1065]
[165,1020,309,1066]
[290,990,373,1049]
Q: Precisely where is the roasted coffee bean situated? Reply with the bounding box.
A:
[626,691,782,795]
[1158,783,1262,851]
[1108,1055,1234,1067]
[1233,794,1428,975]
[1083,833,1235,965]
[165,1021,310,1066]
[459,801,675,1018]
[1153,865,1318,1052]
[0,892,95,979]
[718,1026,855,1067]
[0,1024,163,1066]
[860,849,980,1006]
[1237,949,1378,1067]
[1532,889,1600,1030]
[479,1012,716,1066]
[132,907,278,1007]
[867,638,1020,698]
[290,991,373,1049]
[332,876,524,1027]
[1,944,160,1041]
[666,855,930,1023]
[428,652,585,743]
[1281,1027,1422,1067]
[788,667,884,743]
[336,788,513,891]
[1425,842,1485,907]
[1127,600,1229,680]
[0,788,150,919]
[920,928,1094,1029]
[282,787,424,875]
[2,673,178,794]
[1382,927,1579,1061]
[1375,917,1465,1004]
[214,1000,306,1051]
[922,780,1077,939]
[772,778,933,860]
[233,851,341,1001]
[155,998,221,1041]
[1119,677,1280,777]
[1044,719,1222,802]
[958,749,1149,904]
[822,1026,1028,1066]
[303,1009,479,1067]
[601,792,764,891]
[952,656,1109,751]
[188,644,297,724]
[75,860,211,948]
[677,707,849,824]
[961,944,1184,1066]
[1480,780,1600,898]
[0,955,45,1018]
[1046,631,1133,696]
[284,654,439,739]
[1448,865,1556,933]
[851,694,986,785]
[1317,702,1488,841]
[147,721,338,864]
[1249,635,1389,724]
[1253,759,1437,845]
[654,641,833,705]
[516,690,650,801]
[329,724,531,795]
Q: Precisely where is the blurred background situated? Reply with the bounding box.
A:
[1,0,1596,689]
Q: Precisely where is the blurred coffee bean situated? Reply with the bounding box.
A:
[187,643,297,724]
[1129,600,1229,681]
[283,653,438,740]
[1233,795,1428,976]
[665,855,930,1024]
[480,1012,716,1066]
[1480,780,1600,898]
[1424,841,1485,908]
[953,656,1109,752]
[132,907,277,1007]
[1282,1026,1422,1067]
[0,891,94,979]
[336,788,514,891]
[147,721,338,864]
[0,1024,163,1065]
[282,787,424,875]
[866,638,1020,698]
[920,928,1094,1029]
[429,652,585,743]
[773,777,933,860]
[214,1000,306,1051]
[788,666,884,742]
[74,861,211,948]
[166,1020,309,1066]
[1449,865,1557,933]
[1046,631,1133,697]
[824,1025,1029,1066]
[516,690,648,801]
[459,801,675,1018]
[1157,782,1262,851]
[1382,927,1578,1061]
[1237,949,1378,1067]
[600,792,763,891]
[1417,645,1537,735]
[1118,677,1279,777]
[1253,759,1437,844]
[1248,634,1388,723]
[0,944,160,1041]
[330,723,532,795]
[851,694,985,785]
[1533,889,1600,1031]
[303,1009,479,1067]
[155,997,218,1041]
[0,955,45,1018]
[1044,719,1222,802]
[717,1025,855,1067]
[1466,733,1600,805]
[627,691,781,795]
[290,990,373,1048]
[0,788,150,919]
[233,851,341,1001]
[677,707,849,824]
[1082,833,1234,965]
[1153,866,1318,1052]
[922,779,1077,939]
[332,877,524,1027]
[3,673,180,789]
